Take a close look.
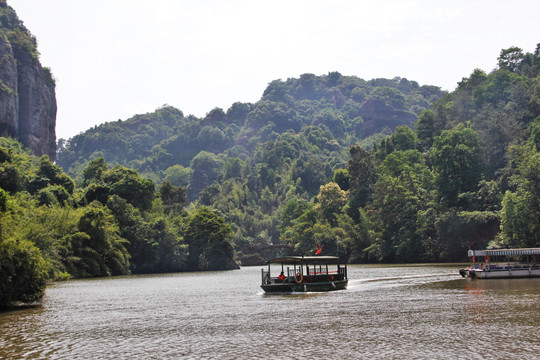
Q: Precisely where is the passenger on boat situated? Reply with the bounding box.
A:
[278,271,285,282]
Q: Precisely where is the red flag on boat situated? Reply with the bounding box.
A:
[315,244,323,255]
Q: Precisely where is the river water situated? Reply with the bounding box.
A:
[1,264,539,359]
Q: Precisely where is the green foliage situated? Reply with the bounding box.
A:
[73,203,130,277]
[83,161,155,210]
[315,182,347,226]
[53,72,442,262]
[27,155,75,195]
[183,206,236,271]
[83,157,108,185]
[333,168,350,191]
[7,43,539,277]
[278,44,539,263]
[499,139,540,248]
[104,167,155,210]
[0,238,48,307]
[371,86,407,109]
[188,151,224,200]
[37,185,71,207]
[0,138,233,305]
[159,180,187,214]
[5,28,39,60]
[498,47,525,73]
[346,145,376,220]
[164,164,193,186]
[0,187,6,212]
[430,124,483,206]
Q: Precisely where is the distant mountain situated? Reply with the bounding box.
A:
[0,0,57,160]
[57,73,444,186]
[56,72,445,265]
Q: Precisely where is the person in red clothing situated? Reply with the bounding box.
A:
[278,271,285,282]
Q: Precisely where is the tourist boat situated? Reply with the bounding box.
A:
[459,248,540,279]
[260,256,348,293]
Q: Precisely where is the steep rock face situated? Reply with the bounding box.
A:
[0,1,56,160]
[361,99,417,137]
[0,33,18,136]
[14,39,57,160]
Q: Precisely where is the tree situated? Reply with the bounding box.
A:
[311,108,346,137]
[143,217,187,273]
[188,151,223,200]
[37,185,70,207]
[391,126,416,151]
[27,155,75,195]
[83,157,109,185]
[196,126,226,152]
[347,145,376,221]
[430,124,483,207]
[315,182,348,226]
[73,204,130,277]
[498,46,524,72]
[0,163,21,194]
[369,150,434,263]
[291,157,332,195]
[183,206,236,271]
[102,166,155,210]
[499,144,540,247]
[159,180,187,213]
[164,164,193,187]
[226,102,252,125]
[0,187,7,212]
[371,87,407,109]
[333,168,350,191]
[280,198,309,231]
[0,238,48,307]
[297,73,319,99]
[0,185,49,306]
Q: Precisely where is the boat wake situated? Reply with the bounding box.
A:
[347,272,458,291]
[351,273,456,283]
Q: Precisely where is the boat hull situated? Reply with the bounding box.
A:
[261,279,348,293]
[460,268,540,279]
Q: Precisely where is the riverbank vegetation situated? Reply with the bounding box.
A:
[0,138,237,306]
[1,44,539,307]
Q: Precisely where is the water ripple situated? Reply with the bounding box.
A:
[1,265,540,359]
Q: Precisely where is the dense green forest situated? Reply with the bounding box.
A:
[2,44,539,307]
[58,46,540,266]
[0,138,237,306]
[57,73,444,264]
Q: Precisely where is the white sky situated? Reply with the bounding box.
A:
[7,0,540,140]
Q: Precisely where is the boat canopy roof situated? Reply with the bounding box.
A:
[266,256,343,265]
[468,248,540,257]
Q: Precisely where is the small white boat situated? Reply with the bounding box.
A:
[459,248,540,279]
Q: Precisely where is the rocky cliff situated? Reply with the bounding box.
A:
[361,99,417,137]
[0,1,56,160]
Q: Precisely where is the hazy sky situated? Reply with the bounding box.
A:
[8,0,540,140]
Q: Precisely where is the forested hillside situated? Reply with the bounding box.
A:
[0,137,237,307]
[2,44,539,306]
[57,74,442,182]
[56,45,540,265]
[57,73,444,264]
[290,45,540,263]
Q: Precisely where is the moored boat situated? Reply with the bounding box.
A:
[459,248,540,279]
[261,256,348,293]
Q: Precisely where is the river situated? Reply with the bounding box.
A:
[1,265,539,359]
